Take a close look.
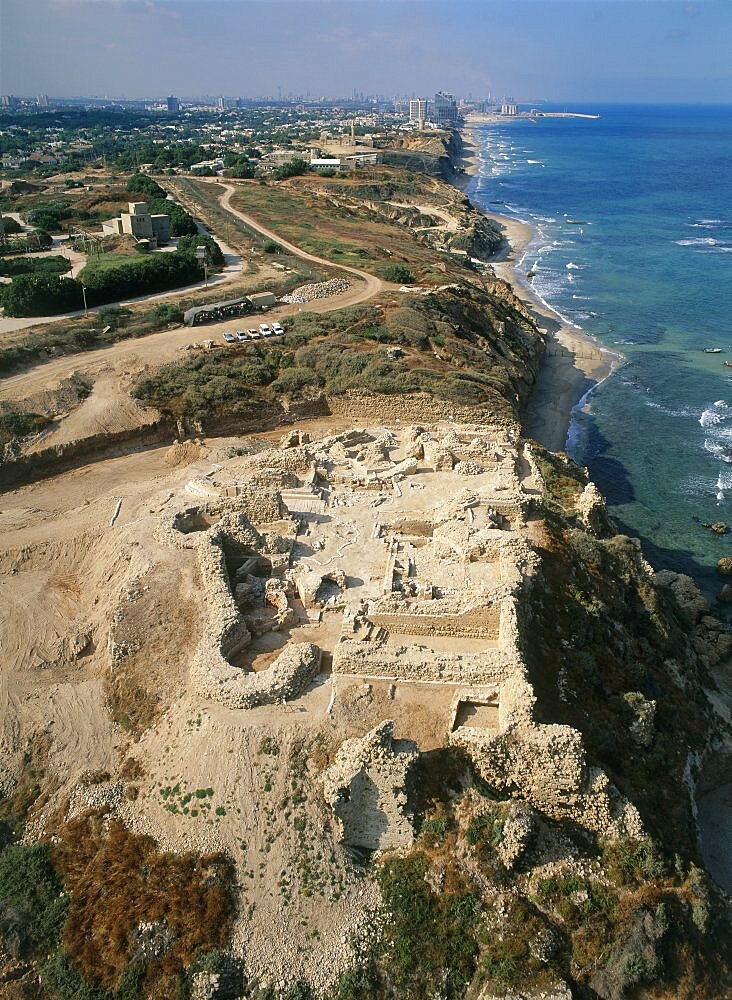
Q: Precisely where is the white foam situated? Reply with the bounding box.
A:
[566,261,582,270]
[699,401,729,428]
[675,237,720,247]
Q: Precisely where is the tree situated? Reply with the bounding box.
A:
[271,157,309,181]
[381,263,416,284]
[1,216,22,235]
[176,234,225,266]
[126,173,165,198]
[2,273,84,317]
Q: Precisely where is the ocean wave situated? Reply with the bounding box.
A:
[572,295,591,300]
[645,400,699,418]
[689,219,723,228]
[699,401,729,428]
[566,261,583,270]
[527,160,545,166]
[675,237,720,247]
[704,440,732,464]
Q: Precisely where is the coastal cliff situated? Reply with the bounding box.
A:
[1,156,730,1000]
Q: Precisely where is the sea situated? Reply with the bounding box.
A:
[468,103,732,598]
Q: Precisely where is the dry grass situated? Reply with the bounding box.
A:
[53,813,236,995]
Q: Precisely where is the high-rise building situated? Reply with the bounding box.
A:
[434,91,459,126]
[37,94,49,108]
[409,98,427,125]
[166,95,180,112]
[216,96,225,112]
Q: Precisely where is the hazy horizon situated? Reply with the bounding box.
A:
[2,0,731,105]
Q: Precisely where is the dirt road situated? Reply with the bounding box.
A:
[0,182,386,406]
[216,181,384,305]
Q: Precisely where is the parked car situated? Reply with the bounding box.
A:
[247,329,257,337]
[272,321,284,335]
[259,323,272,336]
[223,331,236,343]
[236,330,249,342]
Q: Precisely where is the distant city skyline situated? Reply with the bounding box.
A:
[2,0,731,105]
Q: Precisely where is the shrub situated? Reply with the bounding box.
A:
[176,233,225,266]
[0,254,71,278]
[150,303,183,325]
[79,251,200,306]
[0,408,50,445]
[376,854,480,998]
[270,366,322,397]
[272,157,309,181]
[147,198,197,237]
[96,306,132,330]
[126,174,165,199]
[53,814,236,991]
[0,841,68,958]
[2,273,84,317]
[41,949,109,1000]
[25,201,72,232]
[380,263,416,284]
[1,216,22,234]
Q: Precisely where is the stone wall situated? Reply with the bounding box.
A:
[323,721,418,850]
[367,602,500,640]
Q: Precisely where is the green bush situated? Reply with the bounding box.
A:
[269,366,321,397]
[1,215,22,234]
[0,254,71,278]
[150,303,183,325]
[176,233,225,266]
[25,201,73,232]
[147,198,197,237]
[126,174,165,199]
[271,157,309,181]
[376,854,480,998]
[0,408,50,445]
[380,263,416,284]
[79,251,200,306]
[41,949,110,1000]
[2,273,84,317]
[0,842,68,958]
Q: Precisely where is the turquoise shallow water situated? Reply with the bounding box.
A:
[469,104,732,596]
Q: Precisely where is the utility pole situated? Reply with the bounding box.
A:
[195,246,209,287]
[81,282,88,315]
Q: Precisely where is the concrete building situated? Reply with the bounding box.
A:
[102,202,170,249]
[37,94,50,108]
[166,95,180,112]
[190,158,224,174]
[409,99,427,127]
[501,103,519,116]
[434,91,459,126]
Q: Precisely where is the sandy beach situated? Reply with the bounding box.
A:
[456,126,618,452]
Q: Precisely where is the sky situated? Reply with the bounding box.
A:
[1,0,731,103]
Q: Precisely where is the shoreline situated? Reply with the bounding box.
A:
[455,125,620,453]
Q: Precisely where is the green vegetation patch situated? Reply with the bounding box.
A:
[375,853,482,999]
[0,254,71,278]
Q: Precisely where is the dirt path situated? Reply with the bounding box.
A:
[216,181,385,306]
[0,183,386,406]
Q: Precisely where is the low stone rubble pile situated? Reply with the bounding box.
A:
[281,278,350,303]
